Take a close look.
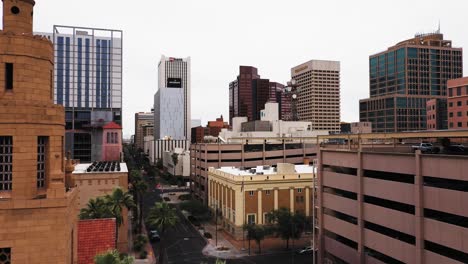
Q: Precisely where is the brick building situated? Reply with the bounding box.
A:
[317,131,468,264]
[448,77,468,129]
[229,66,290,123]
[0,1,79,262]
[208,163,315,239]
[427,99,448,130]
[191,115,229,144]
[71,162,129,252]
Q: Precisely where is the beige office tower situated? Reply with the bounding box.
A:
[291,60,340,133]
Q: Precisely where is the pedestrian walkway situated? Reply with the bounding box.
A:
[201,220,313,258]
[201,222,248,259]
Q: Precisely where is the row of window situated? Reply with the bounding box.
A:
[0,136,48,191]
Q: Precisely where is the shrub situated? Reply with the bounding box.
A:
[133,234,148,252]
[204,232,212,239]
[139,251,148,259]
[179,194,191,201]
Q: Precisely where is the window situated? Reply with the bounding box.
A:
[449,112,454,118]
[249,191,254,196]
[457,101,462,107]
[457,87,461,96]
[457,112,462,117]
[0,248,11,264]
[458,122,462,128]
[0,137,13,191]
[297,188,303,193]
[449,102,453,107]
[5,63,13,90]
[265,190,271,195]
[365,221,415,244]
[37,137,47,188]
[247,214,256,224]
[364,195,415,214]
[425,240,468,263]
[449,88,453,97]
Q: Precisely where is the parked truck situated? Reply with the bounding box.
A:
[411,143,435,153]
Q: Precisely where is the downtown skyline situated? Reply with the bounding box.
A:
[6,0,467,137]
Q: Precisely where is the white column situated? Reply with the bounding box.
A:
[305,187,310,217]
[257,189,263,224]
[274,188,279,210]
[290,188,294,213]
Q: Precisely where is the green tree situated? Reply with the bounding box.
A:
[267,208,306,249]
[133,234,148,253]
[252,225,267,254]
[171,153,179,176]
[94,249,134,264]
[105,188,136,247]
[79,197,113,220]
[128,170,149,233]
[146,202,179,262]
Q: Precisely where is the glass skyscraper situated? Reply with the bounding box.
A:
[39,26,123,162]
[360,32,462,132]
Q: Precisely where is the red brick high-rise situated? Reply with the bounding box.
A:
[229,66,291,123]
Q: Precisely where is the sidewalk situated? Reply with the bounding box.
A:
[128,212,157,264]
[201,222,248,259]
[201,221,312,258]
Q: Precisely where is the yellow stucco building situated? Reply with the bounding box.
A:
[208,163,316,239]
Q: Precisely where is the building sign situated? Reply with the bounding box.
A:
[167,78,182,88]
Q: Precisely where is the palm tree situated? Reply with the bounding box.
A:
[94,249,134,264]
[105,188,136,248]
[171,153,179,176]
[146,202,179,263]
[133,180,148,233]
[79,197,113,220]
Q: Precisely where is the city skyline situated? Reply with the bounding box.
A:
[6,0,468,138]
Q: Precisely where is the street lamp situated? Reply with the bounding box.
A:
[312,161,317,264]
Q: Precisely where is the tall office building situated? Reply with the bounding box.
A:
[134,112,154,150]
[154,55,191,140]
[360,32,463,132]
[291,60,341,133]
[38,26,123,162]
[229,66,291,123]
[0,1,78,262]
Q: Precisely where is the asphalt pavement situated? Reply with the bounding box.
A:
[143,185,312,264]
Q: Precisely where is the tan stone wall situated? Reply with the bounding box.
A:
[0,189,79,264]
[0,1,78,262]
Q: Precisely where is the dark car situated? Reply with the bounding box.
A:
[149,230,160,242]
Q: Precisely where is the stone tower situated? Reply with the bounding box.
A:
[0,0,78,263]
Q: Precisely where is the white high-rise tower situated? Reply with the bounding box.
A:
[154,55,191,140]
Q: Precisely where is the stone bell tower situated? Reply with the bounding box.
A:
[0,0,78,263]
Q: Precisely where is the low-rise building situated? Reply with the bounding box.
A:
[448,77,468,130]
[350,122,372,134]
[163,148,190,177]
[71,162,129,252]
[208,163,316,239]
[427,99,448,130]
[317,131,468,264]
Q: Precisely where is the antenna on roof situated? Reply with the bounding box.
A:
[437,20,441,34]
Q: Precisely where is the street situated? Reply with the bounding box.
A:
[143,186,312,264]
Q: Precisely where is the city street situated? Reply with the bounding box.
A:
[142,185,312,264]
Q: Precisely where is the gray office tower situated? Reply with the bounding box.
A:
[39,26,123,162]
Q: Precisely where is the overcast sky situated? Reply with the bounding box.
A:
[2,0,467,138]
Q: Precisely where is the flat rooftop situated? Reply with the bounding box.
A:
[73,162,128,174]
[217,164,316,176]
